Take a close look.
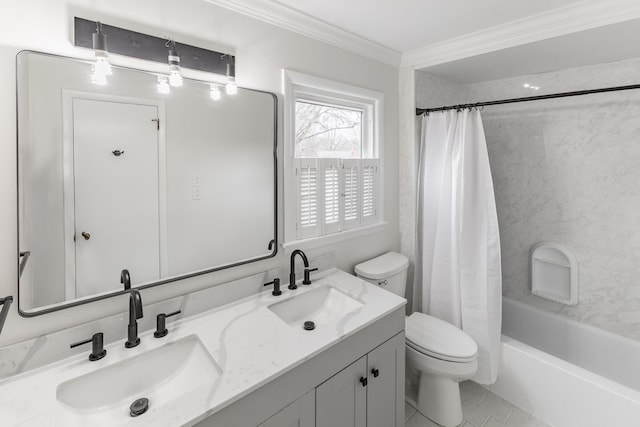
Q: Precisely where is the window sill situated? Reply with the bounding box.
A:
[282,222,387,251]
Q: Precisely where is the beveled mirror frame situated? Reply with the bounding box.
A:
[16,50,278,317]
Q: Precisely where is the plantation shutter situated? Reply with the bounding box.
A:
[296,158,321,239]
[321,159,341,235]
[361,159,379,226]
[341,159,360,230]
[296,158,380,240]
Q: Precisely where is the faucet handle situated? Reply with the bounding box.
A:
[154,310,181,338]
[264,278,282,296]
[71,332,107,361]
[303,268,319,285]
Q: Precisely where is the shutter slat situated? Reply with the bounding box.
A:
[341,159,360,230]
[361,159,379,226]
[296,159,321,239]
[321,159,341,235]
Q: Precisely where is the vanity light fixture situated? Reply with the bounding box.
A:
[157,76,170,94]
[75,18,237,91]
[224,54,237,95]
[209,84,221,101]
[167,40,183,87]
[91,21,112,85]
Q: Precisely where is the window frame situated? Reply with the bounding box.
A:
[282,70,385,249]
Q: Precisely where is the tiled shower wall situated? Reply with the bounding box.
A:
[414,57,640,341]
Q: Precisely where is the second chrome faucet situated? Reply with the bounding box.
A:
[125,289,143,348]
[289,249,318,289]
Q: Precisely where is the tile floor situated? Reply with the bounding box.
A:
[405,381,551,427]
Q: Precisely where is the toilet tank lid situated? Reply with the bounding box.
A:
[355,252,409,280]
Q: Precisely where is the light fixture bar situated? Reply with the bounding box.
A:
[74,17,233,75]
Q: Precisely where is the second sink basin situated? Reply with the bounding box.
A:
[268,284,363,327]
[56,334,221,426]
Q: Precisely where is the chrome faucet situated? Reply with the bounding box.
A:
[120,269,131,290]
[125,289,143,348]
[289,249,309,290]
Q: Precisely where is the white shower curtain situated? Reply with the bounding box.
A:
[414,109,502,384]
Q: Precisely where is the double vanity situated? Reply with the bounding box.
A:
[0,269,406,426]
[9,35,404,427]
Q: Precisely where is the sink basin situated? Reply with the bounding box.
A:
[56,335,221,425]
[268,285,363,327]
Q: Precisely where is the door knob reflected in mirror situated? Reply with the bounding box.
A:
[81,232,91,240]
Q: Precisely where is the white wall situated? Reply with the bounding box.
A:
[0,0,399,345]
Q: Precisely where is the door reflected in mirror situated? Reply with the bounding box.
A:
[17,51,277,314]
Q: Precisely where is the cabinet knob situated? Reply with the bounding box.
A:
[371,368,380,378]
[359,376,368,387]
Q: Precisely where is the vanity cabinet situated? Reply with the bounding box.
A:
[195,306,405,427]
[316,332,404,427]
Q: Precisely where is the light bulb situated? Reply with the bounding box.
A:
[210,85,221,101]
[91,65,107,86]
[225,76,237,95]
[224,54,237,95]
[169,70,183,87]
[94,54,112,76]
[91,23,112,85]
[167,46,183,87]
[157,76,170,94]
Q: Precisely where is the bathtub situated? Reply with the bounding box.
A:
[487,297,640,426]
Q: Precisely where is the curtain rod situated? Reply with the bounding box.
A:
[415,83,640,115]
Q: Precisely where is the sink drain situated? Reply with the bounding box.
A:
[130,397,149,417]
[303,321,315,331]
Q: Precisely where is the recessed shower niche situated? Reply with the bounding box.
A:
[16,51,277,315]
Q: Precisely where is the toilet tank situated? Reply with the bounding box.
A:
[354,252,409,298]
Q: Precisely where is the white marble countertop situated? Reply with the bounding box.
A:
[0,269,406,426]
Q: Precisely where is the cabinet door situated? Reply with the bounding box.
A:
[316,356,367,427]
[258,390,315,427]
[367,333,405,427]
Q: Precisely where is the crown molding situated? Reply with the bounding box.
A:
[402,0,640,69]
[205,0,401,66]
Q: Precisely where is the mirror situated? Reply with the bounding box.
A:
[17,51,277,315]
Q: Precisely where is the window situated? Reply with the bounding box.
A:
[283,71,384,246]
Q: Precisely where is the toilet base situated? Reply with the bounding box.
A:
[416,372,463,427]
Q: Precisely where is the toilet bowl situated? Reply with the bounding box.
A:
[354,252,479,427]
[405,312,478,427]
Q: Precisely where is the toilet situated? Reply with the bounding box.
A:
[355,252,478,427]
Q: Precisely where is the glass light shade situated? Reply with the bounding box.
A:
[225,76,237,95]
[93,54,112,76]
[157,76,170,94]
[210,85,221,101]
[91,65,108,85]
[169,70,183,87]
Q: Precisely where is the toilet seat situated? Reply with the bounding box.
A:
[405,312,478,363]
